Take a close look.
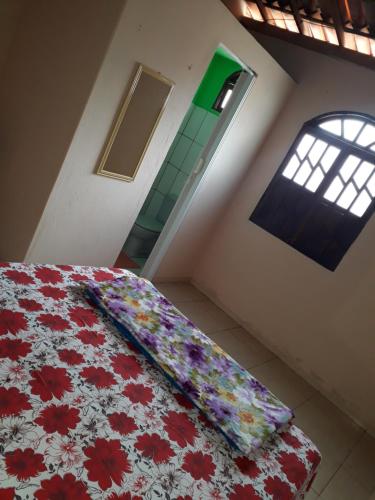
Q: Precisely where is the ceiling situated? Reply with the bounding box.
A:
[222,0,375,70]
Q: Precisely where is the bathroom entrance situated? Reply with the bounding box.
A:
[115,47,255,276]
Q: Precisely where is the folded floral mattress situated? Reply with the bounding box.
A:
[0,262,321,499]
[88,276,294,456]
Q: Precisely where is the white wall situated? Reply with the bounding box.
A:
[192,35,375,435]
[0,0,125,261]
[26,0,294,267]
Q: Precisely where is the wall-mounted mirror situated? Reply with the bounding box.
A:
[96,64,174,182]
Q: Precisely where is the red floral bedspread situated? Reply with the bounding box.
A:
[0,263,320,499]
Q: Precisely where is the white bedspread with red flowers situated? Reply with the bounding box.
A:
[0,263,321,499]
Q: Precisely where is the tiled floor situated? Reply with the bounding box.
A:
[155,281,375,499]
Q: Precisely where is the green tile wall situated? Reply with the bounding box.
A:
[183,106,207,140]
[196,113,219,146]
[181,142,202,174]
[158,163,178,194]
[169,134,192,168]
[139,103,218,227]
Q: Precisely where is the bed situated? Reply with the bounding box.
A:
[0,262,320,499]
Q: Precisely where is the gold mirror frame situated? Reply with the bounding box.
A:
[96,64,174,182]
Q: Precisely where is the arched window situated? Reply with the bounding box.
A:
[250,112,375,271]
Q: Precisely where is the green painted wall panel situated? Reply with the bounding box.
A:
[193,49,242,115]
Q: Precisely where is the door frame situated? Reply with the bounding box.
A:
[141,47,256,280]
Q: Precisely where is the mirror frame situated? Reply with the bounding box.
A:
[96,64,175,182]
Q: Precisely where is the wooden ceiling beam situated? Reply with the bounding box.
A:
[254,0,269,21]
[346,0,366,30]
[290,0,306,34]
[327,0,346,46]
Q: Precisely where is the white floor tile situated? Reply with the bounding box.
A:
[342,432,375,493]
[176,299,237,334]
[155,282,206,303]
[320,466,371,500]
[250,358,316,409]
[310,456,343,494]
[211,327,275,369]
[294,395,363,493]
[304,487,319,500]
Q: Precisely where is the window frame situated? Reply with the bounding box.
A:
[249,111,375,271]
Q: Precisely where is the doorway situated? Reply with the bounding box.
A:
[115,46,255,277]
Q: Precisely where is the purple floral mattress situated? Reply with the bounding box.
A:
[88,274,294,456]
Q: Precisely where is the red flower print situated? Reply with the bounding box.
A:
[77,329,105,346]
[229,484,261,500]
[5,448,46,480]
[198,413,213,428]
[94,270,115,282]
[0,310,28,335]
[56,264,73,271]
[279,452,307,489]
[35,473,90,500]
[108,412,138,435]
[307,449,321,469]
[135,433,175,464]
[35,267,63,284]
[123,383,154,405]
[107,494,142,500]
[80,366,116,389]
[58,348,84,365]
[30,366,72,401]
[0,262,10,267]
[182,451,215,481]
[0,387,31,417]
[0,488,15,500]
[70,273,89,282]
[18,298,43,311]
[84,438,131,490]
[0,338,31,360]
[264,476,293,499]
[39,285,67,300]
[5,269,35,285]
[111,353,143,379]
[235,456,261,478]
[35,404,80,435]
[174,392,194,409]
[69,306,98,327]
[163,411,198,447]
[125,339,141,354]
[280,431,302,449]
[37,313,70,331]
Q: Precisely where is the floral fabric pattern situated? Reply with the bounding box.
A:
[88,276,293,455]
[0,263,320,499]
